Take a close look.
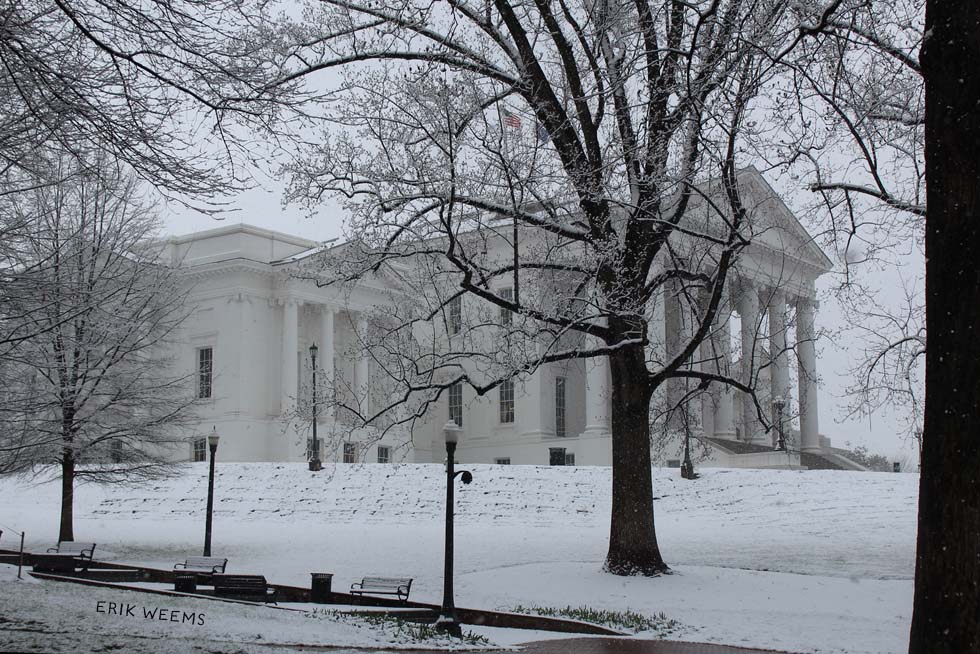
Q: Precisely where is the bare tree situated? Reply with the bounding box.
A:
[261,0,820,575]
[0,152,197,541]
[776,0,925,435]
[0,0,291,205]
[772,0,980,649]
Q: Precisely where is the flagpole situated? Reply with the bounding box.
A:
[494,101,520,308]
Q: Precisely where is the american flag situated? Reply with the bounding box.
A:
[503,110,522,129]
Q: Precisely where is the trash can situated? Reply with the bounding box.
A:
[311,573,333,603]
[175,574,197,593]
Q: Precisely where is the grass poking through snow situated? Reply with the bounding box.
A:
[511,604,682,635]
[306,609,491,647]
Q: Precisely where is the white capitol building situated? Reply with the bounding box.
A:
[164,168,861,471]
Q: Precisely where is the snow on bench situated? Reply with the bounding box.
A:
[46,542,96,559]
[350,576,413,603]
[174,556,228,575]
[33,542,97,573]
[212,574,277,603]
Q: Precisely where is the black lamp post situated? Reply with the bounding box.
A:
[203,427,220,556]
[435,421,472,637]
[309,342,322,471]
[773,397,786,451]
[680,411,695,480]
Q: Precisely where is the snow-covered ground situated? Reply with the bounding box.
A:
[0,464,918,653]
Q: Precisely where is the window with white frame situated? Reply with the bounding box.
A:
[192,438,206,462]
[343,442,357,463]
[448,383,463,427]
[499,379,515,423]
[499,287,513,326]
[494,457,511,465]
[555,376,567,438]
[565,452,576,466]
[197,347,213,399]
[448,296,462,334]
[377,445,391,463]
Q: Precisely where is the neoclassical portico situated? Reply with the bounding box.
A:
[583,272,826,457]
[569,167,833,462]
[694,282,823,452]
[277,296,373,423]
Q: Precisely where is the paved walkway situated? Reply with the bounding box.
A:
[518,637,795,654]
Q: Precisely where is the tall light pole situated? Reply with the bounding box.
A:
[435,421,472,637]
[680,410,695,480]
[203,427,220,556]
[309,343,322,471]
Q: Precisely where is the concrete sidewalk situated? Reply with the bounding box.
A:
[518,637,795,654]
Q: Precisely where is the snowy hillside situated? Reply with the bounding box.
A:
[0,464,919,654]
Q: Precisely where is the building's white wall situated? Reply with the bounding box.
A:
[165,186,827,467]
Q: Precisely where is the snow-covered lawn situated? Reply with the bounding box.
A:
[0,464,918,653]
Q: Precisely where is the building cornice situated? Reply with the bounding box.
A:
[180,258,277,281]
[168,223,318,249]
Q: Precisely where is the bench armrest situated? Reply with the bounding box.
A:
[174,563,187,570]
[46,547,59,553]
[350,582,364,591]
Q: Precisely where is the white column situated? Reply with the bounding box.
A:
[768,291,790,448]
[796,297,821,452]
[518,363,551,438]
[695,289,714,439]
[320,307,335,421]
[699,339,716,439]
[281,298,299,416]
[583,341,611,436]
[712,305,736,439]
[739,283,763,443]
[355,315,370,416]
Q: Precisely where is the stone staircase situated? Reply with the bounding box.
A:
[708,437,849,471]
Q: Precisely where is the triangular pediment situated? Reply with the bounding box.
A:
[735,167,834,275]
[678,166,833,278]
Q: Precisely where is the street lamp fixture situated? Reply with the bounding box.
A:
[204,427,220,556]
[773,397,786,451]
[309,343,322,472]
[435,421,472,638]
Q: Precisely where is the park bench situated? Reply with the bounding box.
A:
[174,556,228,575]
[349,576,413,603]
[173,556,228,591]
[212,574,277,603]
[33,542,96,573]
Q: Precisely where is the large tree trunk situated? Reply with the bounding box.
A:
[59,412,75,542]
[59,450,75,542]
[604,342,669,576]
[909,2,980,652]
